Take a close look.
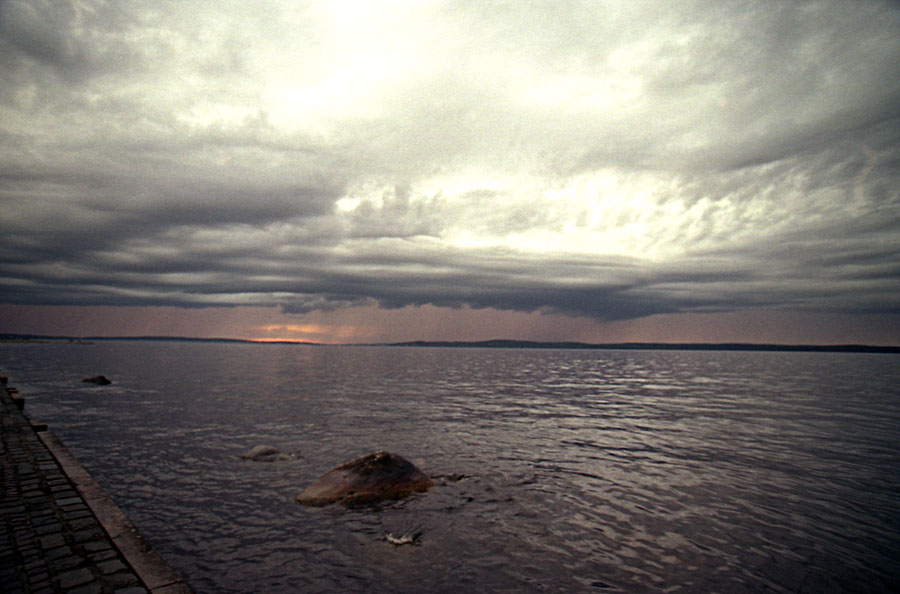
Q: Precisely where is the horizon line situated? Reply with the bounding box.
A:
[2,333,898,353]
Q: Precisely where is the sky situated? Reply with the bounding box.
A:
[1,0,899,345]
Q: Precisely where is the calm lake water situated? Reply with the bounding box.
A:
[3,341,900,593]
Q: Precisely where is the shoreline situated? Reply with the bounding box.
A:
[1,374,194,593]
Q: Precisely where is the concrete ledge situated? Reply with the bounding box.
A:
[38,428,194,593]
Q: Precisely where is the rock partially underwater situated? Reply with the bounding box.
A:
[239,445,296,462]
[82,375,111,385]
[384,532,421,546]
[295,451,434,506]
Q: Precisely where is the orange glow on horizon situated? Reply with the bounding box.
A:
[256,322,377,343]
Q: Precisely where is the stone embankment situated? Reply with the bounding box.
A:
[1,372,194,593]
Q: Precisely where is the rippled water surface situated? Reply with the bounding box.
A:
[3,341,900,593]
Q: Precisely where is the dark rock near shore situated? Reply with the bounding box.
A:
[295,451,434,506]
[82,375,111,385]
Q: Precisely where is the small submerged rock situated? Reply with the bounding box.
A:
[239,445,296,462]
[431,472,470,486]
[295,451,434,507]
[82,375,111,385]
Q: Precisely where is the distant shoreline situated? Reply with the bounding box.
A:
[1,334,898,354]
[382,339,900,354]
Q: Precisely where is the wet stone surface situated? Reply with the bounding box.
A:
[0,383,150,593]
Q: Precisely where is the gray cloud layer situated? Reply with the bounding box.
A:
[1,0,899,322]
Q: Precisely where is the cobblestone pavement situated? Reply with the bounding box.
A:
[1,374,193,593]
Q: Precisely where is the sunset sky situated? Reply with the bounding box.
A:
[1,0,899,345]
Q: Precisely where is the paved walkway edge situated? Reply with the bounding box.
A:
[25,410,195,593]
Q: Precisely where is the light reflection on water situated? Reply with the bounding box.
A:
[3,342,900,593]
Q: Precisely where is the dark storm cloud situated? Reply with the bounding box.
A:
[1,0,899,324]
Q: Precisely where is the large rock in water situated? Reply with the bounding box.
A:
[295,451,434,506]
